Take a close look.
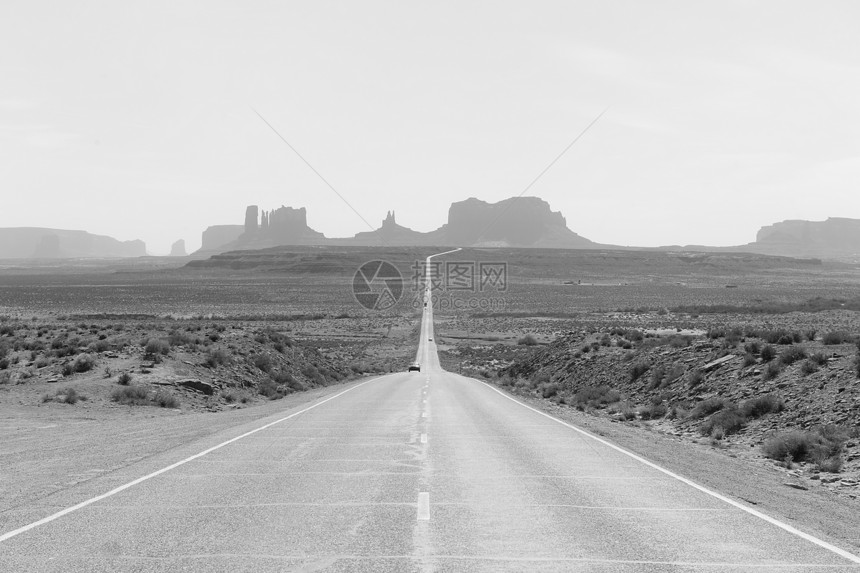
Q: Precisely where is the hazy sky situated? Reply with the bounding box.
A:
[2,1,859,254]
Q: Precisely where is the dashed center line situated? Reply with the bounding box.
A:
[420,433,427,444]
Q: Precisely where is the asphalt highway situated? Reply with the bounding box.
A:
[1,252,859,571]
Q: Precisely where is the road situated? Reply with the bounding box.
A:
[1,251,859,571]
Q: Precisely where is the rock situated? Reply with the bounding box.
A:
[169,239,187,256]
[702,355,735,372]
[178,379,215,395]
[839,479,859,487]
[783,482,809,490]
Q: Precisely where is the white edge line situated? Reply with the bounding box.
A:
[472,377,860,566]
[0,376,382,544]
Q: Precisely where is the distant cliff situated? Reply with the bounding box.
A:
[0,228,146,259]
[750,218,860,259]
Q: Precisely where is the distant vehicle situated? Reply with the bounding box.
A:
[428,337,433,341]
[408,362,421,372]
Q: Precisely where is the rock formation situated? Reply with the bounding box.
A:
[197,197,599,253]
[750,218,860,259]
[169,239,187,256]
[0,228,146,259]
[200,225,244,252]
[244,205,259,234]
[443,196,595,247]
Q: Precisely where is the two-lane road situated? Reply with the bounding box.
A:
[1,252,859,571]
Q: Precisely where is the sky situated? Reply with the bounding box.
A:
[2,0,859,254]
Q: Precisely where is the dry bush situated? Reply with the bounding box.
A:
[630,361,650,382]
[778,346,807,366]
[689,397,728,419]
[740,394,784,418]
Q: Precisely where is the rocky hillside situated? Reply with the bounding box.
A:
[0,317,408,412]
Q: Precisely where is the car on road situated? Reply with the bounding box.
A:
[408,362,421,372]
[428,337,433,341]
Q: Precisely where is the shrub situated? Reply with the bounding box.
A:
[258,379,287,400]
[153,391,179,408]
[573,385,621,409]
[669,335,692,348]
[167,330,194,347]
[144,338,169,358]
[252,353,273,373]
[538,381,560,398]
[823,331,852,345]
[762,426,846,471]
[742,353,757,367]
[760,345,776,362]
[117,372,132,385]
[610,400,637,420]
[740,394,784,418]
[707,329,725,340]
[301,364,326,385]
[779,346,807,366]
[223,390,251,404]
[625,329,644,342]
[517,334,539,346]
[804,330,817,342]
[630,361,650,382]
[700,408,746,436]
[689,397,728,419]
[44,387,88,405]
[763,362,781,380]
[647,365,665,389]
[111,386,150,405]
[638,403,667,420]
[664,364,685,385]
[687,369,704,389]
[744,341,761,355]
[88,339,110,353]
[809,352,828,366]
[272,370,305,391]
[204,348,231,368]
[801,360,819,375]
[72,353,95,373]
